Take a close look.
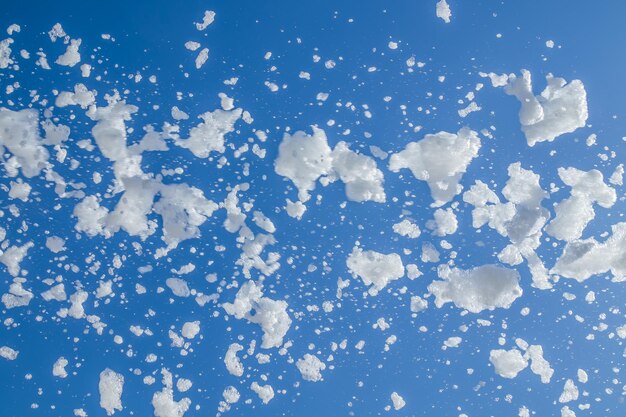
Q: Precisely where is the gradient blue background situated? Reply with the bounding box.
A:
[1,1,625,416]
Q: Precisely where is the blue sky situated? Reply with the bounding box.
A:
[1,1,625,417]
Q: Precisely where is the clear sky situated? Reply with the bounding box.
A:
[1,1,625,417]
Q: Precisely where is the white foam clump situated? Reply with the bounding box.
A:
[80,63,91,77]
[436,0,452,23]
[152,368,191,417]
[559,379,579,403]
[219,93,235,111]
[545,167,616,242]
[175,108,242,158]
[0,242,34,276]
[389,128,481,206]
[0,108,50,178]
[181,321,200,339]
[0,346,18,360]
[458,101,481,118]
[223,387,239,402]
[346,245,405,296]
[524,344,554,383]
[53,357,69,378]
[251,381,274,404]
[55,83,96,108]
[171,106,190,120]
[165,277,190,297]
[48,23,66,42]
[275,127,331,201]
[561,406,576,417]
[2,278,34,309]
[296,354,326,382]
[286,199,307,219]
[463,163,552,289]
[68,289,88,319]
[219,386,240,412]
[0,38,14,69]
[224,343,244,377]
[392,219,421,239]
[99,368,124,416]
[428,264,522,313]
[491,339,554,383]
[274,127,386,203]
[489,349,528,378]
[9,180,31,201]
[443,336,462,348]
[7,24,20,35]
[410,295,428,313]
[331,141,386,203]
[45,236,66,253]
[223,281,292,349]
[422,242,440,263]
[221,184,248,233]
[195,10,216,31]
[427,208,458,236]
[390,392,406,410]
[252,211,276,233]
[483,70,588,146]
[154,183,219,255]
[85,98,142,177]
[73,195,109,236]
[184,41,200,51]
[176,379,192,393]
[236,233,281,279]
[96,281,112,299]
[70,97,221,256]
[75,182,218,257]
[609,164,624,185]
[552,222,626,282]
[56,39,81,67]
[195,48,209,69]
